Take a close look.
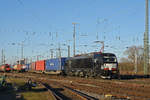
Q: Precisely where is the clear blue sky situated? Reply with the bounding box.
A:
[0,0,147,64]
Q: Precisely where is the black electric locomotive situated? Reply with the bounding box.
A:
[64,52,119,79]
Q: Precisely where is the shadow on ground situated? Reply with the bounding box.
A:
[0,83,25,100]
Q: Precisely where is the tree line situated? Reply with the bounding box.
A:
[119,46,150,75]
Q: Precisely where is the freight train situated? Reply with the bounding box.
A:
[26,58,67,74]
[0,64,11,72]
[21,52,119,79]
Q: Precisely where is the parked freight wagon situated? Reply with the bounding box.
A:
[13,64,25,72]
[29,62,36,72]
[45,58,67,74]
[25,64,30,71]
[0,64,11,72]
[35,60,45,72]
[13,59,26,72]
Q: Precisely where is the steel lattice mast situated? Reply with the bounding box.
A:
[144,0,149,75]
[72,23,77,57]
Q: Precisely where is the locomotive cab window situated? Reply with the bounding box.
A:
[103,57,116,63]
[103,53,117,63]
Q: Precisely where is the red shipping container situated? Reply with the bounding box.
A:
[36,60,45,71]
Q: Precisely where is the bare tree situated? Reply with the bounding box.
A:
[120,57,130,63]
[120,46,144,73]
[124,46,143,63]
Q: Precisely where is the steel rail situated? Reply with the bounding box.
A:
[41,83,63,100]
[63,86,98,100]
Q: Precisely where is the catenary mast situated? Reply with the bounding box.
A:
[144,0,149,75]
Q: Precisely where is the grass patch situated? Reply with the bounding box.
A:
[7,77,54,100]
[22,90,50,100]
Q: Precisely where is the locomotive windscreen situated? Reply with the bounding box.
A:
[103,53,117,63]
[70,57,93,68]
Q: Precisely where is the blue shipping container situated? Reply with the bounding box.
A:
[25,64,30,71]
[45,58,67,71]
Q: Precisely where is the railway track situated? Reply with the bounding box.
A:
[1,72,150,100]
[6,74,99,100]
[63,85,98,100]
[42,83,63,100]
[40,76,150,100]
[42,82,98,100]
[73,79,150,100]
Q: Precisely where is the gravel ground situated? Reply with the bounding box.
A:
[1,72,150,100]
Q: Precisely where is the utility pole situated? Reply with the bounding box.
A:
[3,55,5,64]
[101,41,104,53]
[96,32,99,40]
[72,23,77,57]
[21,41,24,59]
[58,43,61,58]
[134,49,138,74]
[56,51,58,58]
[61,43,70,57]
[1,49,4,64]
[68,45,70,57]
[37,55,39,61]
[144,0,149,75]
[30,57,32,63]
[50,49,54,59]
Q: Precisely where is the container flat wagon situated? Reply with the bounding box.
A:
[45,57,67,74]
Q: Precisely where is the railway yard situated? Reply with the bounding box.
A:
[0,72,150,100]
[1,0,150,100]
